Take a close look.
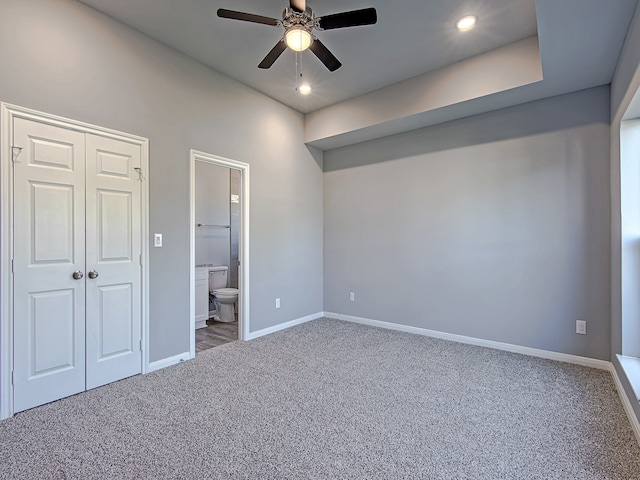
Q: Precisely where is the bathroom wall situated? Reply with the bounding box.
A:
[229,169,241,289]
[324,86,611,361]
[195,162,231,270]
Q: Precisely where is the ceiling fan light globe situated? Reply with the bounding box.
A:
[285,27,313,51]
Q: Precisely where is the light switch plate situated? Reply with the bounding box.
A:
[154,233,162,247]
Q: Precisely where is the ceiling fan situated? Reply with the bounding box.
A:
[217,0,377,72]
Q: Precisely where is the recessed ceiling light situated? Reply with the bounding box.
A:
[456,15,477,32]
[298,83,312,95]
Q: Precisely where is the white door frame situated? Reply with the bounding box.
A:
[189,149,250,356]
[0,103,150,420]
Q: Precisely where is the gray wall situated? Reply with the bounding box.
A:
[0,0,324,362]
[324,87,611,360]
[195,162,231,270]
[611,2,640,421]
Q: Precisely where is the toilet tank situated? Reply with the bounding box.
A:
[208,266,228,291]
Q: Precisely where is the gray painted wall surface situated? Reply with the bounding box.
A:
[611,3,640,421]
[324,87,611,360]
[0,0,323,362]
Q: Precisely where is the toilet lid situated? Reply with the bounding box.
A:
[213,288,238,296]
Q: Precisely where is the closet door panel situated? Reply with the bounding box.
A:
[85,134,142,390]
[12,118,86,413]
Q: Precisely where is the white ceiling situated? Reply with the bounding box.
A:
[77,0,539,113]
[77,0,638,148]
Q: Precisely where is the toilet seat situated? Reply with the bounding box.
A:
[213,288,238,298]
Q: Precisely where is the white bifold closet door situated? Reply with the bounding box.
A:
[12,117,142,413]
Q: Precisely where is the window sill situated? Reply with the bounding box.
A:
[618,354,640,402]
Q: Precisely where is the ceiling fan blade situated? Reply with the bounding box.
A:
[258,40,287,69]
[290,0,306,13]
[309,39,342,71]
[217,9,279,27]
[318,8,377,30]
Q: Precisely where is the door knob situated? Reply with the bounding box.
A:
[88,270,99,279]
[72,270,84,280]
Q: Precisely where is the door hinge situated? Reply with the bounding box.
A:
[139,339,142,351]
[11,146,23,163]
[11,371,14,386]
[11,259,13,274]
[139,254,142,266]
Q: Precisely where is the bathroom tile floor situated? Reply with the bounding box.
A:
[195,319,238,353]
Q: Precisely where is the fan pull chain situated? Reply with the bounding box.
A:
[295,51,301,92]
[295,50,311,95]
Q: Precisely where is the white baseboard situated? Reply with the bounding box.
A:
[146,351,192,373]
[323,312,611,370]
[325,312,640,445]
[610,363,640,446]
[142,312,640,447]
[145,312,324,373]
[245,312,324,341]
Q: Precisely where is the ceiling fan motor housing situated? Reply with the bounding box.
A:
[283,7,315,32]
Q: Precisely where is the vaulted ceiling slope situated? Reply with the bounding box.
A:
[78,0,638,150]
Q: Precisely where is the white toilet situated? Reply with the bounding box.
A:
[208,266,238,323]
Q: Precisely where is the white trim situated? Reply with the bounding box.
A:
[0,103,148,143]
[189,150,250,360]
[0,103,150,419]
[0,104,14,420]
[324,312,611,370]
[618,355,640,401]
[610,361,640,446]
[140,139,150,374]
[245,312,323,341]
[188,152,196,359]
[147,352,191,373]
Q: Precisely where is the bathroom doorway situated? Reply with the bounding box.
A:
[189,150,250,357]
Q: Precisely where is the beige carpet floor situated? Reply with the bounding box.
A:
[1,318,639,479]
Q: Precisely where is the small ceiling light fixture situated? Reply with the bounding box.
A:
[298,83,312,95]
[456,15,477,32]
[285,26,313,52]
